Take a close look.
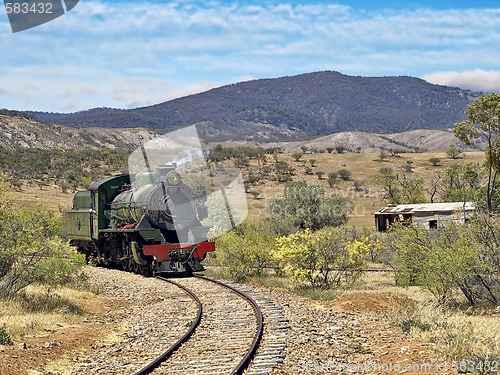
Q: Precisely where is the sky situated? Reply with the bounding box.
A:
[1,0,500,113]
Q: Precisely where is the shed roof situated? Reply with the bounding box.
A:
[375,202,475,215]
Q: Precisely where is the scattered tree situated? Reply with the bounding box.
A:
[267,181,353,230]
[378,150,388,162]
[291,152,303,162]
[446,147,462,159]
[335,145,346,154]
[338,168,351,181]
[428,157,441,166]
[327,172,338,188]
[353,180,363,191]
[315,171,325,180]
[455,93,500,212]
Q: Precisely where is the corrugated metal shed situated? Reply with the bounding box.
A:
[374,202,475,232]
[375,202,475,214]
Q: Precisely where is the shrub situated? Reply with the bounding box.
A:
[327,172,338,188]
[378,150,388,162]
[315,171,324,179]
[403,160,414,173]
[214,218,293,280]
[385,219,500,306]
[249,190,261,199]
[0,179,86,297]
[429,157,441,166]
[291,152,303,162]
[338,168,351,181]
[0,325,12,345]
[335,146,346,154]
[272,227,369,288]
[267,181,352,230]
[446,147,462,159]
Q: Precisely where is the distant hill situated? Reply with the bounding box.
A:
[28,71,480,143]
[0,114,158,150]
[0,113,484,153]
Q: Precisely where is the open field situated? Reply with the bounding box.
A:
[9,151,486,229]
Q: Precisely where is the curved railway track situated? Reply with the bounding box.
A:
[135,275,279,375]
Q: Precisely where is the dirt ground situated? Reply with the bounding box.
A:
[0,288,455,375]
[324,293,457,374]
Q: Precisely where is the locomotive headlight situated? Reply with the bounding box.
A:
[166,171,181,186]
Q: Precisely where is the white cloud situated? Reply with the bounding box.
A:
[2,2,500,111]
[422,70,500,93]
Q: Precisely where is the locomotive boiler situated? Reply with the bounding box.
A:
[65,164,214,275]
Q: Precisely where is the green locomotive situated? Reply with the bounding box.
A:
[65,164,214,275]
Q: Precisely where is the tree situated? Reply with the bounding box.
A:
[378,150,388,162]
[374,168,425,204]
[291,152,303,162]
[428,157,441,166]
[353,180,363,191]
[327,172,338,188]
[386,219,500,306]
[338,168,351,181]
[455,93,500,212]
[440,163,484,203]
[402,160,414,173]
[315,171,325,180]
[335,145,346,154]
[446,147,462,159]
[267,181,352,230]
[249,190,261,199]
[325,147,334,154]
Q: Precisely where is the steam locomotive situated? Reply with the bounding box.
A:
[65,164,215,275]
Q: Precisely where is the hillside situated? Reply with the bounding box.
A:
[0,113,483,152]
[0,114,158,150]
[29,71,480,142]
[266,129,485,153]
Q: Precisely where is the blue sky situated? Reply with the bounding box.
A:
[1,0,500,112]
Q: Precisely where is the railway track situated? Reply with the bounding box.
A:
[135,275,288,375]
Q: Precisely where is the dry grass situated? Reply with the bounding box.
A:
[243,151,485,227]
[11,184,73,213]
[353,271,500,363]
[0,286,94,340]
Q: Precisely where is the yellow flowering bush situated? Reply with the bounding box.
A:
[272,227,370,288]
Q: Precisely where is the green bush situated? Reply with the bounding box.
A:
[0,325,12,345]
[385,219,500,306]
[267,181,352,230]
[0,178,86,297]
[214,218,293,281]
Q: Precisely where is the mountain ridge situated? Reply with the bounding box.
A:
[28,71,481,142]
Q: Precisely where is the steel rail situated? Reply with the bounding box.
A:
[133,277,202,375]
[194,274,264,375]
